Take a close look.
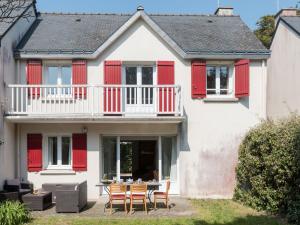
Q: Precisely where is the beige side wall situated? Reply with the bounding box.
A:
[18,18,267,198]
[0,6,36,188]
[267,22,300,119]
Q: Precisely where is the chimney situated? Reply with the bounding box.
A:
[137,5,144,11]
[275,8,298,23]
[214,7,234,16]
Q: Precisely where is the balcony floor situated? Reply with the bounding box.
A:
[5,114,184,124]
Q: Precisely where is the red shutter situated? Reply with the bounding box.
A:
[72,133,87,172]
[235,59,250,98]
[72,60,87,98]
[157,61,175,113]
[27,134,42,172]
[104,61,122,113]
[191,60,206,98]
[27,60,42,97]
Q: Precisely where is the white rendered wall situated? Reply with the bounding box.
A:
[17,18,267,198]
[0,6,36,189]
[267,21,300,119]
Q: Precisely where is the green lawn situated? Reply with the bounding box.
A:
[29,200,286,225]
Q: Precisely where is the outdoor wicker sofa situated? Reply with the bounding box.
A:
[42,181,87,213]
[3,179,33,201]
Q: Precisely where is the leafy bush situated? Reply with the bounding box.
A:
[234,115,300,224]
[0,201,31,225]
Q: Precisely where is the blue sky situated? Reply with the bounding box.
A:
[37,0,299,29]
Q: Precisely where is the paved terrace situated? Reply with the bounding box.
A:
[31,196,196,218]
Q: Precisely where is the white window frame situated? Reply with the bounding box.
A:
[206,62,234,98]
[43,134,72,170]
[121,64,157,112]
[43,62,72,97]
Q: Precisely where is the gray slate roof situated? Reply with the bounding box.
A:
[281,16,300,36]
[0,0,34,38]
[16,12,268,55]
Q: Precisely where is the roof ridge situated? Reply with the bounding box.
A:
[38,12,239,17]
[39,12,132,16]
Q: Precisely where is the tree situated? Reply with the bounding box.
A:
[254,15,275,49]
[0,0,32,23]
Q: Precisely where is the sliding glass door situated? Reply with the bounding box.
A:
[102,136,178,193]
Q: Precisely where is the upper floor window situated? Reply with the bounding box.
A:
[207,65,233,96]
[44,65,72,94]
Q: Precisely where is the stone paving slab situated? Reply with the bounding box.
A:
[31,196,196,218]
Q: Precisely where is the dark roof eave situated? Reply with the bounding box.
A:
[15,49,270,60]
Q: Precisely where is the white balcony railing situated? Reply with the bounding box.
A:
[7,85,183,117]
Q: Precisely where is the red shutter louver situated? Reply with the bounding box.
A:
[27,134,43,172]
[191,60,206,98]
[235,59,250,98]
[72,133,87,172]
[72,60,87,98]
[157,61,175,113]
[27,60,42,97]
[104,61,122,113]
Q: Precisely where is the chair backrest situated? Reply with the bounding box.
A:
[130,183,147,194]
[166,180,171,194]
[109,183,126,194]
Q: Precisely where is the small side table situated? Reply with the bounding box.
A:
[22,191,52,211]
[0,191,19,202]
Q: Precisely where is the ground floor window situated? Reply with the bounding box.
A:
[102,136,177,182]
[46,135,72,169]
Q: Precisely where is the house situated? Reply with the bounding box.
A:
[267,8,300,119]
[4,3,269,199]
[0,0,37,189]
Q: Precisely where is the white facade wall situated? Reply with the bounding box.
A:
[17,18,267,199]
[267,21,300,119]
[0,6,36,188]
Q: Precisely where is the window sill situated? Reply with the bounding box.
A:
[203,97,239,102]
[40,170,76,175]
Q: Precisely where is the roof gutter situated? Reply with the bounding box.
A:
[15,51,270,60]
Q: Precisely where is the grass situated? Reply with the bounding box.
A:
[28,200,286,225]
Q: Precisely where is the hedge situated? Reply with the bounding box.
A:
[234,115,300,224]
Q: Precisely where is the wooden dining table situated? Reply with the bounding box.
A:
[96,181,162,209]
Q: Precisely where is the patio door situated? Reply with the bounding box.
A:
[101,135,179,194]
[123,66,156,114]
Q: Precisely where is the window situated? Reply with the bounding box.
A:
[207,65,233,96]
[102,137,117,180]
[162,137,177,181]
[46,135,72,169]
[44,65,72,94]
[124,65,155,105]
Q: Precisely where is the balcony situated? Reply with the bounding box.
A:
[6,85,183,123]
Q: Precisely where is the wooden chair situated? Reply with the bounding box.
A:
[129,183,148,214]
[154,180,170,210]
[109,183,127,215]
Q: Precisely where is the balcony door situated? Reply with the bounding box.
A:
[123,66,156,115]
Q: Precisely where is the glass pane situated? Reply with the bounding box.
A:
[120,141,133,179]
[61,137,71,165]
[61,66,72,94]
[207,66,216,95]
[48,137,58,165]
[103,137,117,180]
[162,137,177,181]
[142,67,153,104]
[126,67,137,104]
[47,67,59,95]
[220,66,229,95]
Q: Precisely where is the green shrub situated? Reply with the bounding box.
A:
[0,201,31,225]
[234,115,300,224]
